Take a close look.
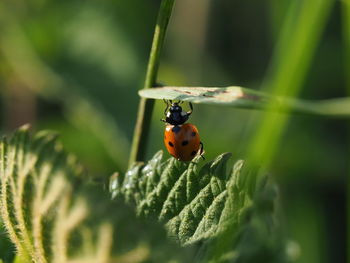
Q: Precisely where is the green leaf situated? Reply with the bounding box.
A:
[139,86,271,108]
[139,86,350,118]
[111,151,295,262]
[0,126,193,263]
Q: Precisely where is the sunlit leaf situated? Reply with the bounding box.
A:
[139,86,271,108]
[0,126,192,263]
[139,86,350,118]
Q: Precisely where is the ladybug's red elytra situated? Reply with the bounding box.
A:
[162,100,204,161]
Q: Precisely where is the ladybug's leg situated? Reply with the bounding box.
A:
[186,102,193,116]
[163,99,170,116]
[199,142,205,160]
[162,99,170,123]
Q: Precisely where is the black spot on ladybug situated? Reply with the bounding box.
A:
[191,131,196,136]
[191,151,196,156]
[168,141,174,147]
[172,126,181,133]
[182,140,189,146]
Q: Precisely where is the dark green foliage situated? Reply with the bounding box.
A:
[111,151,295,262]
[0,224,14,263]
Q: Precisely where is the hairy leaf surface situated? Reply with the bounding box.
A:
[0,126,192,263]
[111,151,296,262]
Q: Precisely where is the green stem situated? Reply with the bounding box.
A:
[341,0,350,260]
[343,0,350,89]
[248,0,333,166]
[129,0,175,167]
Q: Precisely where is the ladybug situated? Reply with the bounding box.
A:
[162,100,204,161]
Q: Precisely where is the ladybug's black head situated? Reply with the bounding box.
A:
[169,103,182,113]
[163,100,192,126]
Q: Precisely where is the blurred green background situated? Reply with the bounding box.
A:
[0,0,346,262]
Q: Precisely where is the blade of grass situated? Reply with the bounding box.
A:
[210,0,333,261]
[129,0,175,167]
[248,0,334,167]
[342,0,350,89]
[268,0,290,40]
[341,0,350,260]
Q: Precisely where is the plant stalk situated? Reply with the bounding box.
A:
[341,0,350,260]
[129,0,175,167]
